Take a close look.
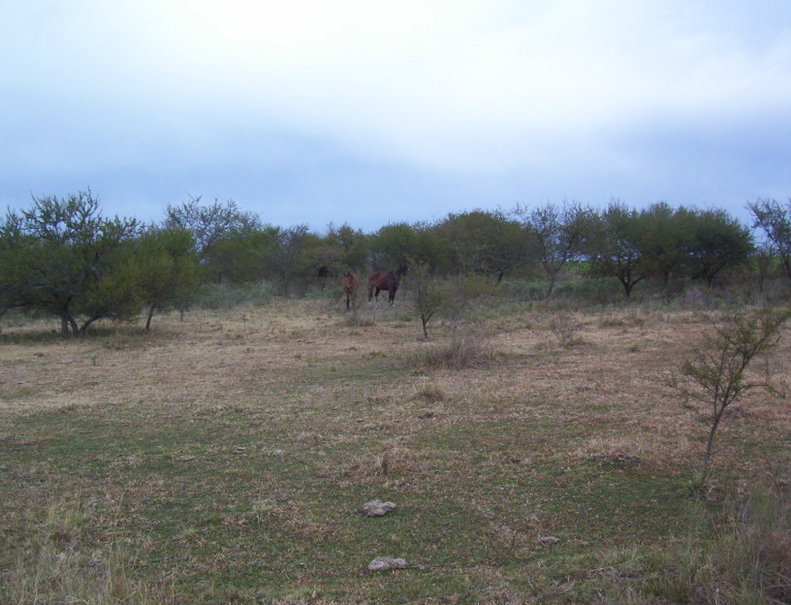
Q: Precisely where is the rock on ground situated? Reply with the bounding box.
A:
[359,500,397,517]
[367,557,408,571]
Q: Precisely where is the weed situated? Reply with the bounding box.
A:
[412,324,496,369]
[548,312,582,346]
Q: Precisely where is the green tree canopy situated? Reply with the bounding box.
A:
[0,191,140,336]
[583,202,647,298]
[432,210,525,280]
[132,227,200,329]
[684,209,753,286]
[164,196,261,283]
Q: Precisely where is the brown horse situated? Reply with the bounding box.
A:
[367,265,409,305]
[341,272,359,310]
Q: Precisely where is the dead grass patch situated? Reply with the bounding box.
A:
[412,326,498,370]
[412,383,448,402]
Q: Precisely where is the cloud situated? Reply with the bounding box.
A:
[1,1,790,228]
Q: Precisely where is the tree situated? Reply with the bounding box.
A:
[410,264,488,339]
[164,197,261,283]
[637,202,695,288]
[132,228,199,330]
[678,308,790,485]
[433,210,525,280]
[584,203,647,298]
[323,223,370,273]
[685,209,753,287]
[0,214,30,314]
[207,229,268,284]
[748,198,791,279]
[0,191,140,336]
[370,223,419,269]
[411,264,453,339]
[262,225,312,297]
[518,202,589,297]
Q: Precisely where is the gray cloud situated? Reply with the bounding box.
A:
[2,1,790,230]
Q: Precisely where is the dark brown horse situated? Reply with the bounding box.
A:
[367,265,408,305]
[341,272,359,310]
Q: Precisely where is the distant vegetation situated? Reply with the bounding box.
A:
[1,191,790,335]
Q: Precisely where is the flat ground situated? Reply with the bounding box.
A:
[1,299,790,603]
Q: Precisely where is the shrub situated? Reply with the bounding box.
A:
[548,312,582,346]
[413,324,496,369]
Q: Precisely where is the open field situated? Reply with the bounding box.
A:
[1,298,790,604]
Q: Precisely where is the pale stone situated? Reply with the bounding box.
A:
[359,500,397,517]
[367,557,408,571]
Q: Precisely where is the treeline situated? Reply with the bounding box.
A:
[1,191,790,336]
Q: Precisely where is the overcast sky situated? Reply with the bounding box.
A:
[2,1,790,232]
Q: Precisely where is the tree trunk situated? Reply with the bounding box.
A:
[78,313,102,337]
[145,304,156,331]
[544,272,558,299]
[60,315,70,337]
[700,412,724,485]
[61,313,79,337]
[620,277,633,298]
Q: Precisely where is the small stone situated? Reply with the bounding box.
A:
[359,500,397,517]
[271,449,285,456]
[367,556,408,571]
[538,535,560,546]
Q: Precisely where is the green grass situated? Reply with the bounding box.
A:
[2,301,790,603]
[0,399,688,602]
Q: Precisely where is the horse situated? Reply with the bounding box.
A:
[341,272,359,310]
[367,265,409,305]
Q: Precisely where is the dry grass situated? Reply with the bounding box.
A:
[2,300,791,603]
[2,497,173,605]
[411,324,498,370]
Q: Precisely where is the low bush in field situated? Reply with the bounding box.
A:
[412,324,497,369]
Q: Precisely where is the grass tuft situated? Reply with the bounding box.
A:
[412,325,497,369]
[1,498,172,605]
[413,383,448,402]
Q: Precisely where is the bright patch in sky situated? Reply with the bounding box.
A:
[1,1,790,229]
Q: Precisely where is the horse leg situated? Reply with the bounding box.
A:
[389,287,397,305]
